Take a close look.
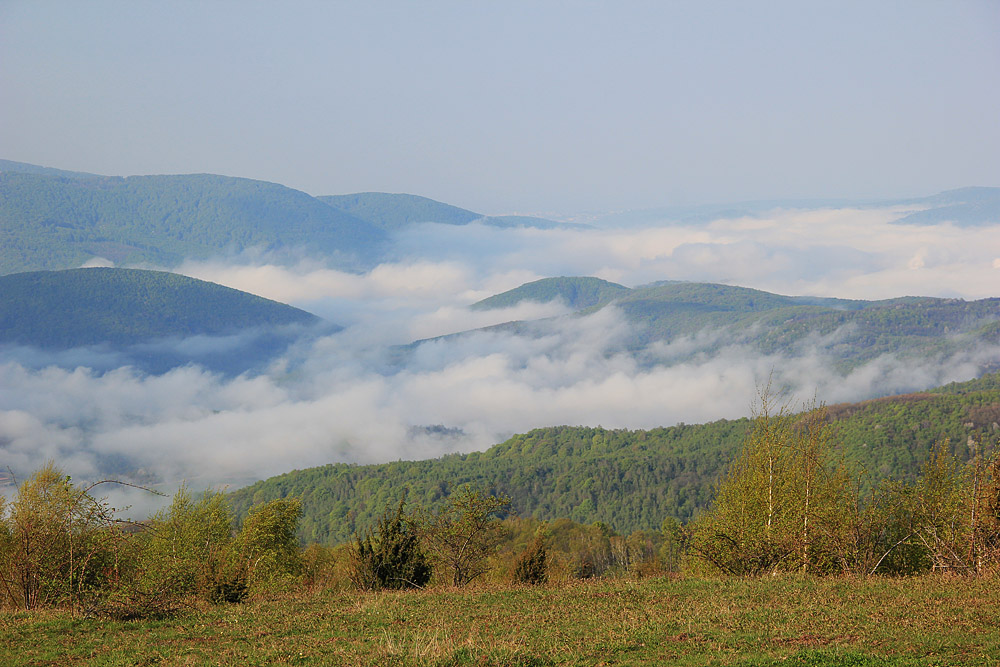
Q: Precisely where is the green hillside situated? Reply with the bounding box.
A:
[0,171,386,274]
[471,276,631,311]
[230,373,1000,545]
[0,268,320,348]
[463,279,1000,372]
[318,192,570,231]
[318,192,481,230]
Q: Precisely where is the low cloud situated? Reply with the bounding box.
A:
[3,202,999,513]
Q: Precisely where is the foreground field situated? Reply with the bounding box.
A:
[3,575,998,666]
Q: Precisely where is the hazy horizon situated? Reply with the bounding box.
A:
[2,2,999,215]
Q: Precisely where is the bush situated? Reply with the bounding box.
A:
[350,500,430,591]
[513,537,548,585]
[417,485,511,587]
[140,486,236,600]
[233,498,303,596]
[0,462,135,610]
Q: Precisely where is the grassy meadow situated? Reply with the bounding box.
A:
[4,574,998,667]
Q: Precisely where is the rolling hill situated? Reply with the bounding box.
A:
[318,192,574,231]
[0,161,577,276]
[230,372,1000,545]
[0,268,326,373]
[471,276,631,311]
[466,278,1000,371]
[0,168,387,275]
[891,187,1000,227]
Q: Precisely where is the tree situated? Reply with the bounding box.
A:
[140,486,235,599]
[513,535,548,585]
[349,499,430,591]
[689,392,854,575]
[907,440,976,573]
[0,462,140,610]
[233,497,303,595]
[418,485,510,587]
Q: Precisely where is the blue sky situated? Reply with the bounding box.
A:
[2,1,998,214]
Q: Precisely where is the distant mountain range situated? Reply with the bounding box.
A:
[0,267,326,373]
[319,192,574,231]
[0,160,568,275]
[231,372,1000,544]
[4,159,995,277]
[589,186,1000,228]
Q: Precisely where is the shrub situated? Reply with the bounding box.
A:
[233,497,303,596]
[417,485,511,587]
[350,500,430,591]
[513,537,548,585]
[140,486,236,600]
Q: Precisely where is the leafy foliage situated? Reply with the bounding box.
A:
[349,500,430,591]
[416,485,511,587]
[689,399,854,575]
[0,470,308,614]
[234,498,304,595]
[0,463,150,612]
[141,486,237,600]
[512,536,549,585]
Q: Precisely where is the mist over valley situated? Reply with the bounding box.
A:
[1,161,999,517]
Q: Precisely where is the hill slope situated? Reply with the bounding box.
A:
[892,187,1000,226]
[318,192,481,230]
[319,192,571,231]
[460,279,1000,372]
[0,268,321,349]
[0,171,386,274]
[471,276,631,311]
[231,373,1000,544]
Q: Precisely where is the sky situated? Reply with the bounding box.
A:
[3,1,1000,507]
[2,1,999,214]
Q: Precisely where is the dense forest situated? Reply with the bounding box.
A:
[230,372,1000,545]
[0,171,385,274]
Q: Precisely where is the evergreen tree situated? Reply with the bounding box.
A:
[349,500,430,590]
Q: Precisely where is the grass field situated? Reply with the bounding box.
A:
[3,575,998,666]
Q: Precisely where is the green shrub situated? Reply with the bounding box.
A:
[513,537,548,585]
[350,500,431,590]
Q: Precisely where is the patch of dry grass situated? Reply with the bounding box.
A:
[2,575,998,666]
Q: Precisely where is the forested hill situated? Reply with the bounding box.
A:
[0,268,321,348]
[465,278,1000,372]
[318,192,570,231]
[318,192,481,230]
[0,170,385,274]
[471,277,631,311]
[230,373,1000,545]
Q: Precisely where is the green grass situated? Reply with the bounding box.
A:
[3,575,998,666]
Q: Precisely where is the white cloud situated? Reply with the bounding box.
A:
[3,202,1000,511]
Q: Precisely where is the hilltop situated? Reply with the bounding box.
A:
[464,277,1000,371]
[0,268,325,373]
[319,191,572,231]
[0,161,571,275]
[0,169,385,274]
